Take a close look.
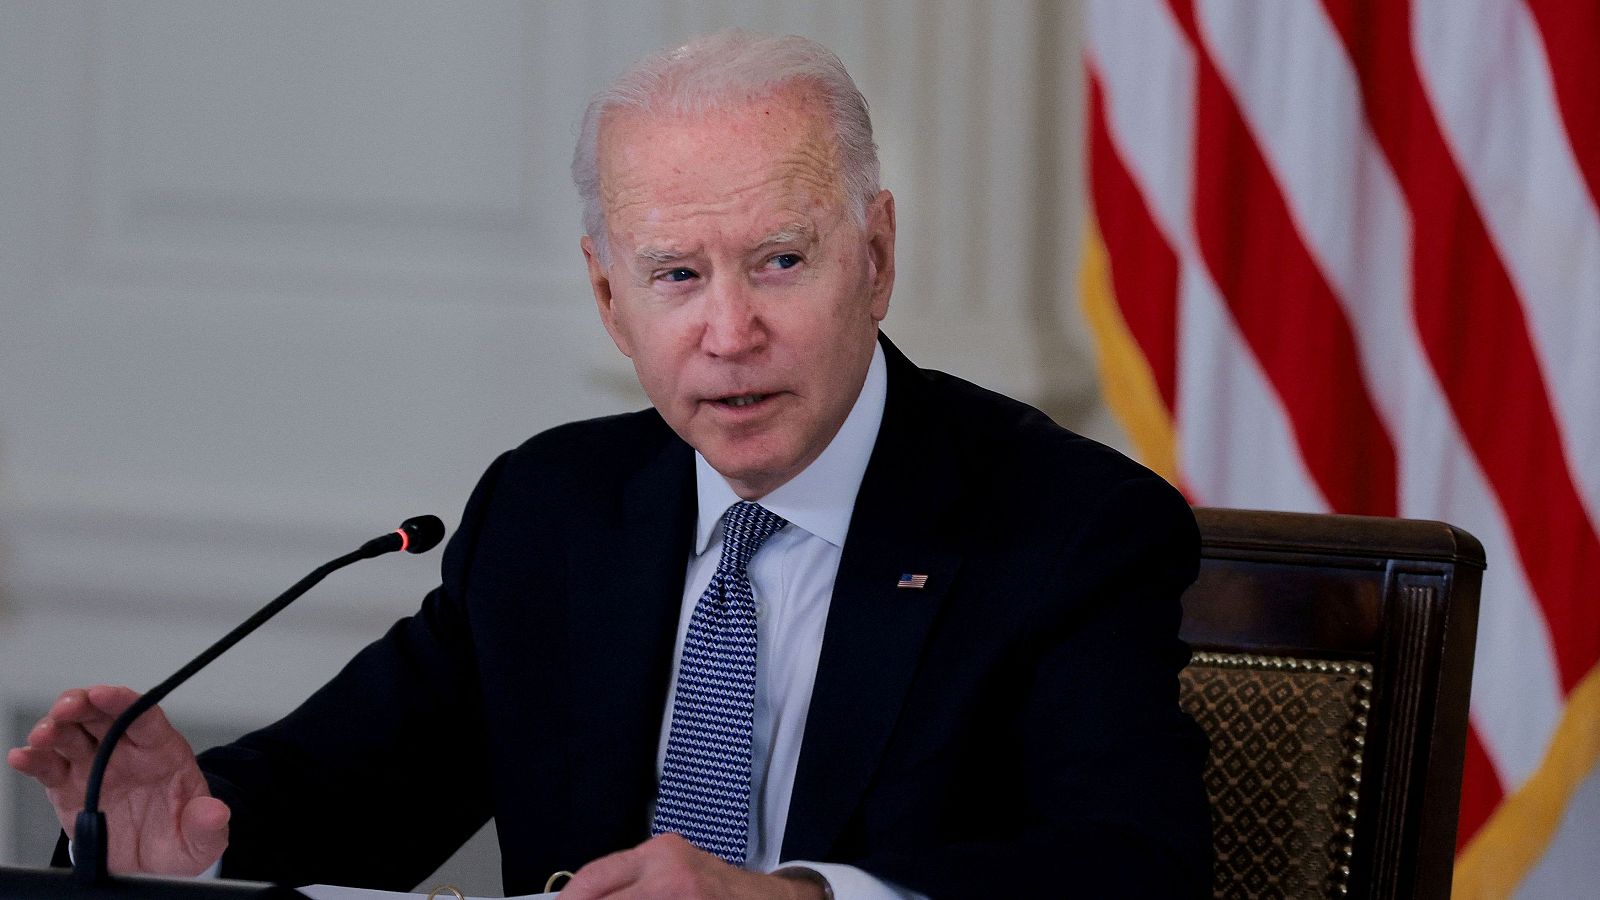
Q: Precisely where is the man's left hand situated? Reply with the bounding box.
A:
[558,833,825,900]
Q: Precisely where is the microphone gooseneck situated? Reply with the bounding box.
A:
[72,516,443,885]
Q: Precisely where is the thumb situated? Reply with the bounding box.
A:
[179,795,230,869]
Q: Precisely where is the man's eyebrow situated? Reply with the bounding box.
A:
[754,223,816,248]
[631,225,815,264]
[635,245,690,265]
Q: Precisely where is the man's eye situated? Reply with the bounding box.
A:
[659,268,698,283]
[767,253,802,270]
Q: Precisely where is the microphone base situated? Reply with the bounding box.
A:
[0,865,306,897]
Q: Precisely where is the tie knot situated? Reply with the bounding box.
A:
[718,501,788,573]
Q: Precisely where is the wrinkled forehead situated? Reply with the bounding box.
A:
[595,88,849,237]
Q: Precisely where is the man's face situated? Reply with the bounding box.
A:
[583,86,896,499]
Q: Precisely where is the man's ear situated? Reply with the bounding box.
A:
[582,234,632,358]
[865,190,896,322]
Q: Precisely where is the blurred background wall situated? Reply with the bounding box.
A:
[0,1,1113,892]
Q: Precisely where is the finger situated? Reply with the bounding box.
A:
[179,796,230,871]
[31,718,99,762]
[46,689,100,724]
[7,746,72,788]
[560,846,643,900]
[642,832,698,856]
[112,705,182,752]
[83,685,143,721]
[82,685,186,750]
[563,887,650,900]
[61,685,175,751]
[46,688,122,739]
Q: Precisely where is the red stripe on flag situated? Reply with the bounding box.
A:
[1087,75,1181,412]
[1322,0,1600,690]
[1167,0,1399,516]
[1524,0,1600,215]
[1457,725,1506,852]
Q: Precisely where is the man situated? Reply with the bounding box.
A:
[8,31,1211,898]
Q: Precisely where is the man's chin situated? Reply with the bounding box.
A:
[700,449,803,500]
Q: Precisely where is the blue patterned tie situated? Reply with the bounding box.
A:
[652,501,788,865]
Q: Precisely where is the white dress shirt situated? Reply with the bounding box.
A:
[653,343,926,900]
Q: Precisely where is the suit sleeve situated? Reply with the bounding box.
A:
[195,452,512,889]
[857,475,1212,898]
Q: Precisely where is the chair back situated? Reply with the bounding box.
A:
[1179,508,1484,899]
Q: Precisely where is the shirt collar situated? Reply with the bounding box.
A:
[693,340,888,554]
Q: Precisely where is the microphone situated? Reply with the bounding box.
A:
[70,516,446,887]
[358,514,446,558]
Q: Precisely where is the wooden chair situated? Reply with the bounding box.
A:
[1178,508,1484,899]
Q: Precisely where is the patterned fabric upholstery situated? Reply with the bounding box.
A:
[1179,652,1374,899]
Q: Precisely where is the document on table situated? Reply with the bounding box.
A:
[298,885,556,900]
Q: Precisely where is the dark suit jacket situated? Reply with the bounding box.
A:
[194,335,1212,897]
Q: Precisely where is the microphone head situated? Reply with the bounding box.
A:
[397,515,446,554]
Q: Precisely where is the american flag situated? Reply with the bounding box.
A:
[1082,1,1600,895]
[897,573,929,590]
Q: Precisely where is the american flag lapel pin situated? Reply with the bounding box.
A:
[897,573,929,589]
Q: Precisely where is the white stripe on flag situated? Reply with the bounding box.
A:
[1086,0,1198,246]
[1193,0,1564,789]
[1089,0,1326,508]
[1413,0,1600,534]
[1175,265,1329,511]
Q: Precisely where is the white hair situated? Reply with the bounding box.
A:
[571,30,881,266]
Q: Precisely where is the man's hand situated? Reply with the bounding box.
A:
[5,684,229,877]
[559,833,825,900]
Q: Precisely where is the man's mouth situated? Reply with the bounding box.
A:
[717,393,771,408]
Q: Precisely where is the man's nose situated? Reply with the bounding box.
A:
[699,276,766,358]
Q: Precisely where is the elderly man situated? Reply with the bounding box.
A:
[8,31,1211,899]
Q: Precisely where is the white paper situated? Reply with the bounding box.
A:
[297,884,556,900]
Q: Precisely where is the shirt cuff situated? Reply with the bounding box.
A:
[774,860,930,900]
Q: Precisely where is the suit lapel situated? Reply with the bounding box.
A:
[782,337,964,861]
[563,429,696,856]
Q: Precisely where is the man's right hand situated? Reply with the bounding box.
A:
[5,684,229,877]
